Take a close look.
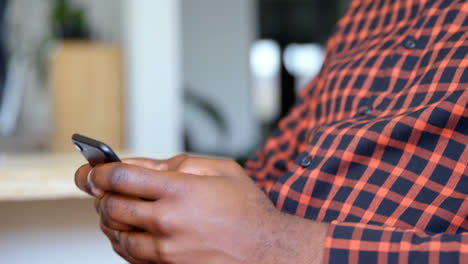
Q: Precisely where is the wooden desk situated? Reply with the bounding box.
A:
[0,152,168,201]
[0,153,87,201]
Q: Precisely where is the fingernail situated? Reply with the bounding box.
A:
[154,163,169,171]
[87,168,104,197]
[114,230,121,244]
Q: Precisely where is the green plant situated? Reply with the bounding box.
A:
[50,0,90,39]
[183,87,228,153]
[184,88,228,135]
[183,87,259,166]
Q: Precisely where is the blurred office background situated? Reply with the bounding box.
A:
[0,0,349,263]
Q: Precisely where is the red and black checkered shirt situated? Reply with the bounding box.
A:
[245,0,468,263]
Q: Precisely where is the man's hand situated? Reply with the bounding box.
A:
[75,156,328,264]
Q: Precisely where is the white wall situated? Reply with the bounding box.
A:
[123,0,183,155]
[182,0,259,156]
[0,199,125,264]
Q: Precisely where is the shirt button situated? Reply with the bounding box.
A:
[359,106,372,116]
[403,36,417,49]
[300,155,312,168]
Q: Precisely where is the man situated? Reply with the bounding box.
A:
[76,0,468,263]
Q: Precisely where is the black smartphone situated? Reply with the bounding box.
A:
[72,133,121,166]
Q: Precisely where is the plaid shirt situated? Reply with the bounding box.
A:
[245,0,468,263]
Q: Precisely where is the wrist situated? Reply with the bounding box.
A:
[256,210,329,264]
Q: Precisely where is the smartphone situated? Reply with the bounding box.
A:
[72,133,121,166]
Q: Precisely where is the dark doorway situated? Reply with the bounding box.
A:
[257,0,350,119]
[0,0,8,105]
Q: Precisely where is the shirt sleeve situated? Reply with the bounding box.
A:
[323,221,468,264]
[245,77,321,192]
